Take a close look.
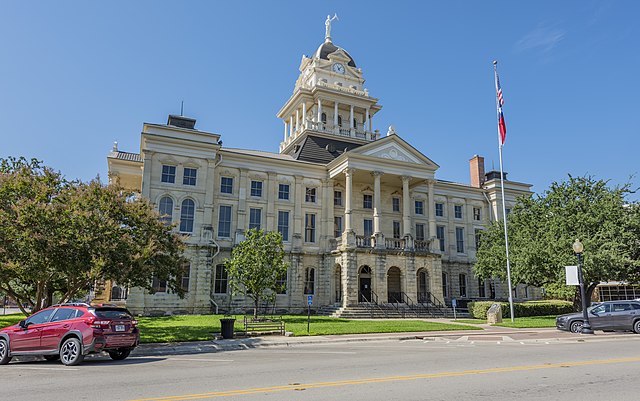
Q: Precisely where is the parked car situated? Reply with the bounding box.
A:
[0,303,139,366]
[556,300,640,334]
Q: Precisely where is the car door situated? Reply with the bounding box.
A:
[10,309,55,352]
[40,308,78,351]
[610,303,634,329]
[588,303,611,330]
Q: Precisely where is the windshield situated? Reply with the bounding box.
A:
[91,308,133,320]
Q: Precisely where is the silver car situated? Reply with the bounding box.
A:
[556,300,640,333]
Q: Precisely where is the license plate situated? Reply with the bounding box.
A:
[115,325,125,332]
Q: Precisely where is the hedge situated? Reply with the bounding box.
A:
[467,300,573,319]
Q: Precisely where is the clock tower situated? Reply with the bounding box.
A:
[277,16,382,164]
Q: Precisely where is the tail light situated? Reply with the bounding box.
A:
[131,320,138,327]
[91,320,110,329]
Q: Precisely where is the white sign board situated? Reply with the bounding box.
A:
[565,265,579,285]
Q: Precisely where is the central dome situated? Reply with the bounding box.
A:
[313,40,356,68]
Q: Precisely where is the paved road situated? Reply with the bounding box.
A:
[2,332,639,401]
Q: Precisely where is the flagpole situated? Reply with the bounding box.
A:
[493,60,515,322]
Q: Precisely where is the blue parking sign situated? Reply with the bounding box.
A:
[307,295,313,305]
[452,298,457,308]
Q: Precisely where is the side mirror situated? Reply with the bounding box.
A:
[590,310,598,316]
[18,320,27,329]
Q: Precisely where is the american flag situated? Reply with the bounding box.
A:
[495,72,504,107]
[494,65,506,145]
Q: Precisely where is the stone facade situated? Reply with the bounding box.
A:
[106,20,539,315]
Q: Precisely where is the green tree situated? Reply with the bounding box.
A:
[0,157,188,314]
[225,228,288,319]
[475,176,640,307]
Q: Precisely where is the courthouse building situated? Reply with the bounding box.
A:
[107,20,537,315]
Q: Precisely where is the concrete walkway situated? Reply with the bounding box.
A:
[133,319,638,357]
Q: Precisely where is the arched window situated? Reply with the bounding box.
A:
[304,268,315,294]
[159,196,173,225]
[321,112,327,124]
[180,199,195,233]
[337,115,342,127]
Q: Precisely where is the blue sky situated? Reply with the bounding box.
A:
[2,1,638,199]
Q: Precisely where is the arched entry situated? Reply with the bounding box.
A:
[334,264,342,304]
[387,267,402,303]
[358,266,372,302]
[417,269,430,303]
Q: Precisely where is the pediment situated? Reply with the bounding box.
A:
[327,49,352,63]
[351,135,439,169]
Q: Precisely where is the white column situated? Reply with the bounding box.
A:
[402,176,411,236]
[289,116,293,138]
[334,102,339,133]
[302,102,307,129]
[428,179,436,241]
[368,109,373,132]
[373,171,383,234]
[317,99,322,126]
[350,105,354,130]
[295,109,299,133]
[344,168,355,232]
[283,121,288,141]
[365,107,370,132]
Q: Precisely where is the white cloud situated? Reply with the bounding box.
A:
[515,23,565,53]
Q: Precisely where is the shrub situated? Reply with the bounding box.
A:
[467,300,573,319]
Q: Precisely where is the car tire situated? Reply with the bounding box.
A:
[108,348,132,361]
[570,320,584,333]
[59,337,84,366]
[0,339,11,365]
[633,320,640,334]
[44,355,60,361]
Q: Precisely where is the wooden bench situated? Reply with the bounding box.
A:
[243,316,285,335]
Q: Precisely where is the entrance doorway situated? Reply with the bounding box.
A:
[417,269,430,303]
[387,267,402,303]
[359,266,372,302]
[334,264,342,304]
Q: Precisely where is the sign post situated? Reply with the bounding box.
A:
[307,295,313,333]
[452,298,457,320]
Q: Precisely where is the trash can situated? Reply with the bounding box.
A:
[220,318,235,339]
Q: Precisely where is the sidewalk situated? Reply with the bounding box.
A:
[132,320,638,357]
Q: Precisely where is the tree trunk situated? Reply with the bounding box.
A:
[253,296,259,320]
[586,282,598,306]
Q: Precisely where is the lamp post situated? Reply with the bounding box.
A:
[573,239,594,334]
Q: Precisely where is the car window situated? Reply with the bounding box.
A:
[50,308,78,322]
[612,303,631,312]
[92,308,133,320]
[26,309,56,325]
[631,303,640,310]
[591,304,606,314]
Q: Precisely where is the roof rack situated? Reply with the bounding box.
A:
[51,302,91,307]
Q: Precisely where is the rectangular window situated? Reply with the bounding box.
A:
[456,227,465,253]
[181,264,190,292]
[478,278,486,298]
[475,229,482,250]
[250,180,263,197]
[473,207,481,221]
[214,264,228,294]
[304,268,315,295]
[249,208,262,230]
[454,205,463,219]
[334,190,342,206]
[161,165,176,184]
[276,270,287,294]
[183,168,197,186]
[442,273,448,298]
[415,223,425,241]
[392,197,400,212]
[334,216,342,238]
[459,274,467,297]
[436,225,446,252]
[152,276,167,293]
[278,184,290,200]
[364,219,373,238]
[393,221,401,239]
[277,211,289,241]
[218,205,232,237]
[415,200,424,215]
[363,194,373,209]
[305,213,316,242]
[220,177,233,194]
[305,187,316,203]
[435,202,444,217]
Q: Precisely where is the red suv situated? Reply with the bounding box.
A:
[0,303,139,366]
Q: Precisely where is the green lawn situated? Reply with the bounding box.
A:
[493,315,557,328]
[453,319,485,325]
[0,313,25,328]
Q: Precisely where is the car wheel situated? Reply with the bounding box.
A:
[0,339,11,365]
[43,355,60,361]
[570,320,584,333]
[633,320,640,334]
[108,348,132,361]
[59,337,84,366]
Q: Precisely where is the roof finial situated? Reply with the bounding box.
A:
[112,141,118,152]
[325,13,338,42]
[387,125,397,136]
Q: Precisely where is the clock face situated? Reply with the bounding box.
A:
[332,63,345,74]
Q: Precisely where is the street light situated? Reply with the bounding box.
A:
[573,239,594,334]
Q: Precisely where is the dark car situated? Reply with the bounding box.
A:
[556,300,640,334]
[0,303,139,366]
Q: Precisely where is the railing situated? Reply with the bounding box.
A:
[355,235,372,248]
[358,289,388,318]
[304,121,377,141]
[415,292,450,317]
[414,240,430,251]
[338,127,351,136]
[385,238,404,250]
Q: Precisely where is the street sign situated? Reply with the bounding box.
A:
[451,298,457,308]
[565,266,579,285]
[307,295,313,305]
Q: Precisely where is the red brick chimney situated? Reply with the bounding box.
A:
[470,155,485,188]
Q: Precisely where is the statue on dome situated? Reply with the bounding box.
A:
[325,14,338,40]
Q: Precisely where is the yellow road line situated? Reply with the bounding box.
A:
[129,356,640,401]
